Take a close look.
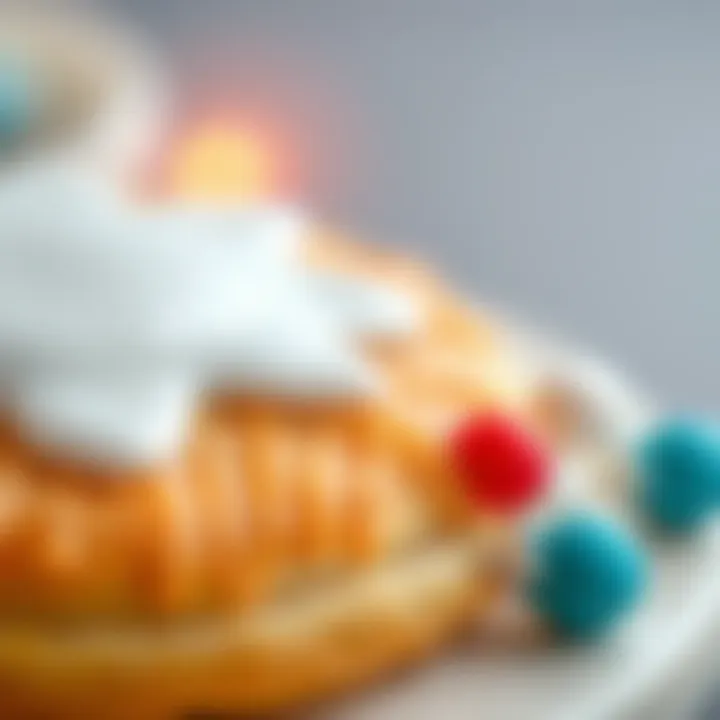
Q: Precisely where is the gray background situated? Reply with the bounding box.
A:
[105,0,720,408]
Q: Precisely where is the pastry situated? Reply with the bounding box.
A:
[0,15,659,720]
[0,161,551,717]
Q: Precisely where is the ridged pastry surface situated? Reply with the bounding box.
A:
[0,232,531,620]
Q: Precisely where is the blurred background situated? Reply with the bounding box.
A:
[99,0,719,406]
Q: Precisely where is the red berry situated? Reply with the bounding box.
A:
[448,413,551,513]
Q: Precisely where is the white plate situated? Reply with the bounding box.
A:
[334,342,720,720]
[335,527,720,720]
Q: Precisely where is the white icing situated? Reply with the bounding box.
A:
[0,163,418,466]
[308,272,417,338]
[18,371,197,465]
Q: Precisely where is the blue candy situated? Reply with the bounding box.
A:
[637,418,720,532]
[0,60,38,146]
[527,513,648,640]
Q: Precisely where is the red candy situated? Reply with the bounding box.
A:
[448,413,551,513]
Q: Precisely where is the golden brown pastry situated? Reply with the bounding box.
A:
[0,226,540,718]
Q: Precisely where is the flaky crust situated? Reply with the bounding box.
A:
[0,231,532,619]
[0,230,536,717]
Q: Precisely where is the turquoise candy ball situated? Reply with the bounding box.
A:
[527,513,648,640]
[637,418,720,532]
[0,60,38,146]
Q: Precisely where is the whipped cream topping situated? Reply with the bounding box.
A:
[0,165,417,466]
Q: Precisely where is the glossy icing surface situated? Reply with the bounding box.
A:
[0,165,417,465]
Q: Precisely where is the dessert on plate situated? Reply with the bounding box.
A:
[0,14,669,720]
